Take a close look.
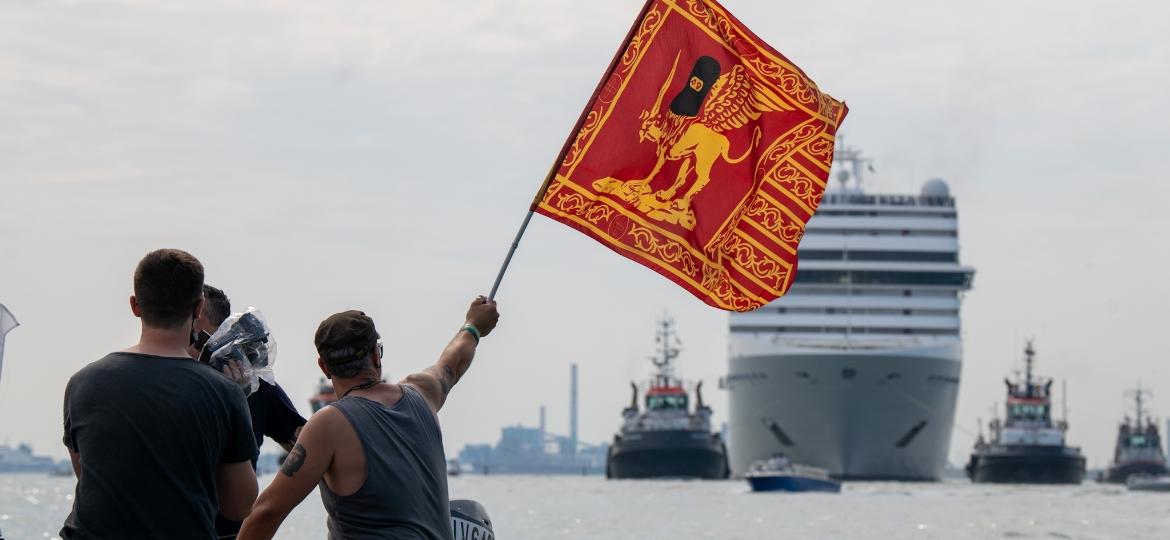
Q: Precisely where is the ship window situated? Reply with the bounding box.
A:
[1009,404,1049,420]
[793,270,973,287]
[729,325,961,336]
[647,394,687,411]
[800,250,959,263]
[803,228,956,238]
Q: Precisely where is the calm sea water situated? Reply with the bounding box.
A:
[3,473,1168,539]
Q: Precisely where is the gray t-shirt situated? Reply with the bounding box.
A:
[61,352,257,539]
[320,385,450,540]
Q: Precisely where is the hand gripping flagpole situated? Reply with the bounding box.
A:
[487,0,656,301]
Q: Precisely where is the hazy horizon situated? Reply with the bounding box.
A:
[2,0,1169,470]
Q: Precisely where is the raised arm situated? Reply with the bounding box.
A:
[238,408,341,540]
[402,296,499,412]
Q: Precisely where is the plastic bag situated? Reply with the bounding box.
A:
[201,307,277,395]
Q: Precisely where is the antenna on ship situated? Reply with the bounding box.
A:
[1023,340,1036,396]
[651,314,681,387]
[831,136,875,192]
[1062,379,1069,431]
[1125,383,1151,427]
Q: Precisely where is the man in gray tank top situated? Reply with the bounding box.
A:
[238,296,499,539]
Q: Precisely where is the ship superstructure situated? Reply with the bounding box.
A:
[724,144,975,480]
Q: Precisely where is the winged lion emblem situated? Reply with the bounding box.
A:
[593,51,794,230]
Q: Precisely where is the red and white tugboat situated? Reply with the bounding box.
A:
[966,342,1085,484]
[606,317,729,479]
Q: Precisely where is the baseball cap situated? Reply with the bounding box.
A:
[314,310,379,361]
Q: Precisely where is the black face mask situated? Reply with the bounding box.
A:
[191,329,211,349]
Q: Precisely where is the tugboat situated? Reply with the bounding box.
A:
[606,317,730,479]
[966,342,1085,484]
[310,377,338,413]
[1102,385,1168,483]
[745,455,841,493]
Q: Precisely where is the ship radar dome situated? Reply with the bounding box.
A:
[921,178,950,198]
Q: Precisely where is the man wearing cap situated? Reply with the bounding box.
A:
[238,296,499,540]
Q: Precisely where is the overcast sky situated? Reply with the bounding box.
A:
[2,0,1168,468]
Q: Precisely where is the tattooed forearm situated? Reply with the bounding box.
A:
[281,443,307,477]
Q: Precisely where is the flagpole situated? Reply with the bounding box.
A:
[487,0,655,301]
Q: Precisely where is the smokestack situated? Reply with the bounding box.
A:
[570,363,578,456]
[539,405,546,440]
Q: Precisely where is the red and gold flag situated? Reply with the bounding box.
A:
[535,0,847,312]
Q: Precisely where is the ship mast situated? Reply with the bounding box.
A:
[651,316,681,387]
[1126,384,1151,426]
[831,136,875,191]
[1023,340,1035,396]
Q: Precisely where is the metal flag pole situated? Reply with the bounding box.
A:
[486,0,656,301]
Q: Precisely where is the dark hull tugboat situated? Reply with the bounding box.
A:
[607,317,730,480]
[966,342,1085,484]
[1102,385,1168,483]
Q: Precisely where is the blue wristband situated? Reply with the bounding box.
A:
[461,323,481,345]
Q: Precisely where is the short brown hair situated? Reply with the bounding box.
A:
[133,249,205,329]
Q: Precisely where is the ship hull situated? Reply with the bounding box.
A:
[607,429,729,480]
[966,447,1085,484]
[1103,461,1170,483]
[747,475,840,493]
[726,342,961,480]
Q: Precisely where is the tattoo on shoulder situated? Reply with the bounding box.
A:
[440,366,455,395]
[281,443,307,478]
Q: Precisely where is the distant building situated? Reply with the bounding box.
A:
[0,443,58,473]
[456,423,607,475]
[456,364,606,475]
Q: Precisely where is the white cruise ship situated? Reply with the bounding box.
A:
[724,145,975,480]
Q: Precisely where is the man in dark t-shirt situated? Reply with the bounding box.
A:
[199,284,307,539]
[61,249,258,539]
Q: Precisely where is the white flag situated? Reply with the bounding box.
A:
[0,304,17,383]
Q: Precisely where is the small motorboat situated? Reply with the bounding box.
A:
[1127,474,1170,492]
[745,455,841,493]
